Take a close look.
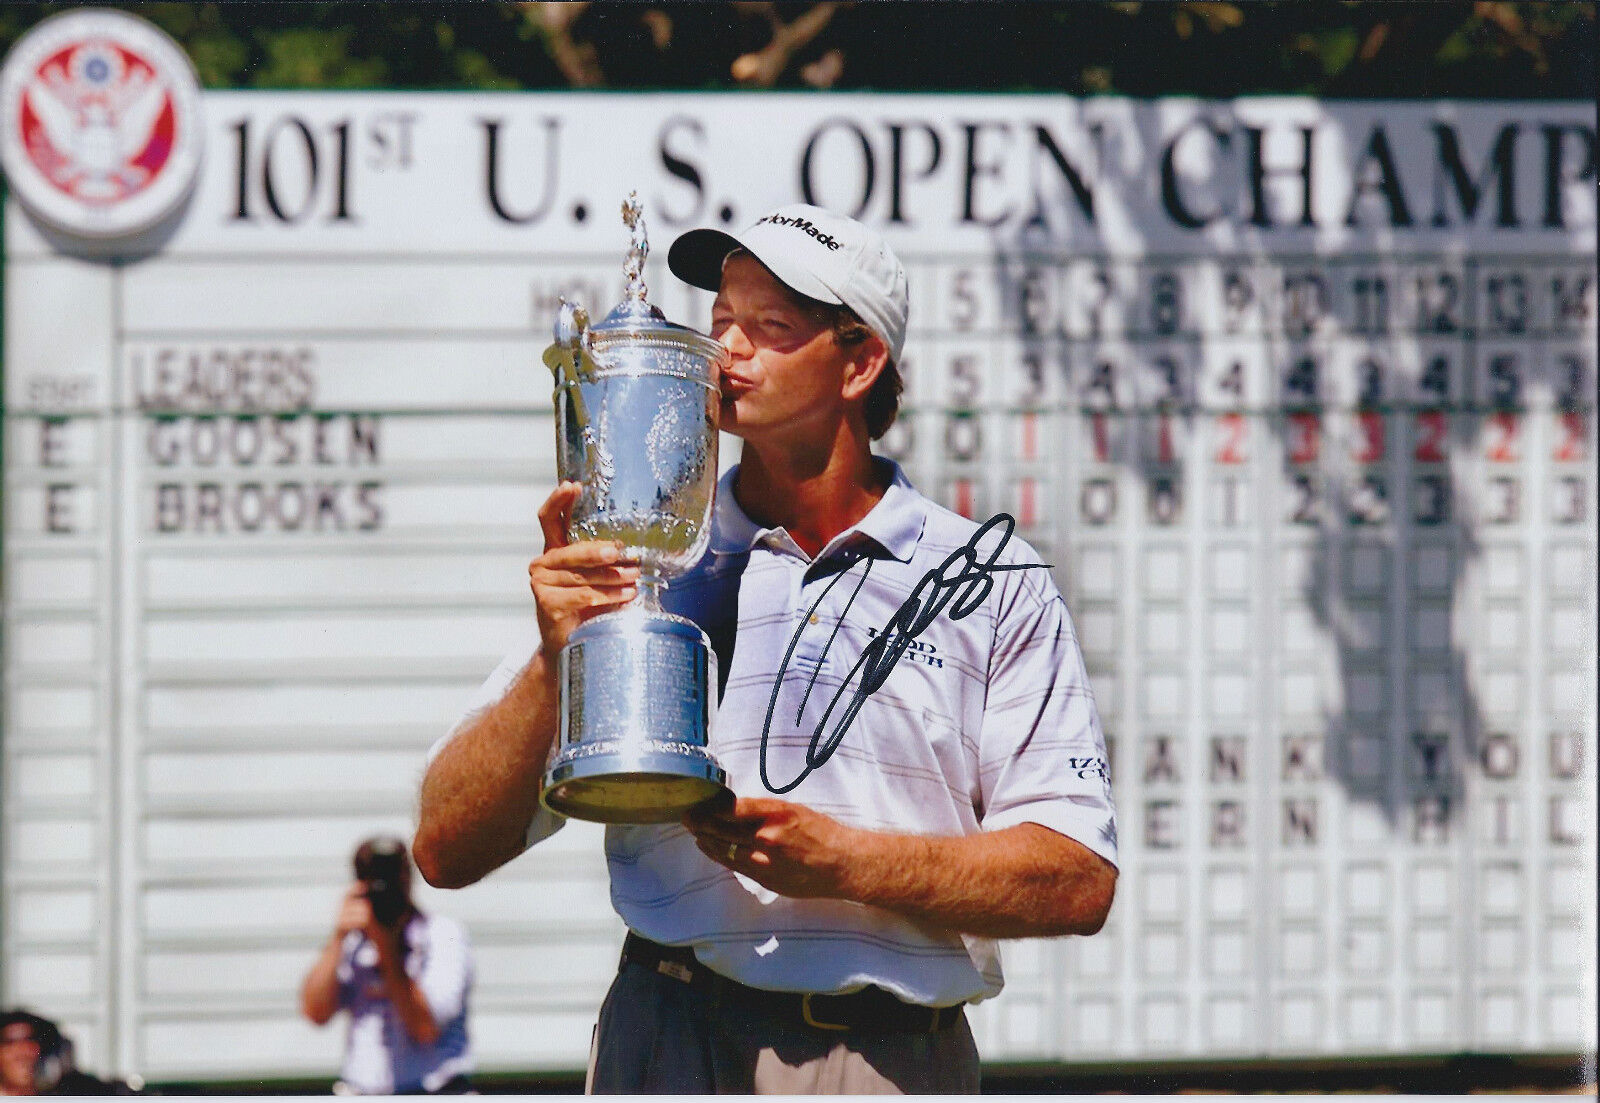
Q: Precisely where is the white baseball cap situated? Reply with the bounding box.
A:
[668,203,908,363]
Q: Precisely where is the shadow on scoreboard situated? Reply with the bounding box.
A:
[145,1053,1596,1095]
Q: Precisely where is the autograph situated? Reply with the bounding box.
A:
[759,512,1051,794]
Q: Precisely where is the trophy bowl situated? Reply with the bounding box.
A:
[539,195,733,824]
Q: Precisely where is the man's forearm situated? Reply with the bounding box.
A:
[300,937,344,1024]
[841,822,1116,939]
[413,654,559,889]
[378,955,442,1046]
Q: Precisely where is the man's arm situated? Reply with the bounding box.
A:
[413,483,638,889]
[684,553,1117,939]
[685,798,1115,939]
[413,654,559,889]
[301,885,368,1025]
[300,934,346,1025]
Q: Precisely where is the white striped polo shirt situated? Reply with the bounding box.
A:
[442,459,1117,1007]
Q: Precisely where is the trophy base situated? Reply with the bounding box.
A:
[543,739,729,824]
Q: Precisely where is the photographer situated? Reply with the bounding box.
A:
[301,837,474,1095]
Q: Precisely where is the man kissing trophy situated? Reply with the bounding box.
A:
[539,193,733,824]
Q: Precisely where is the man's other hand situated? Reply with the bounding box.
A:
[530,482,640,656]
[684,796,859,900]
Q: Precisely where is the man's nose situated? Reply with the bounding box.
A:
[719,323,755,358]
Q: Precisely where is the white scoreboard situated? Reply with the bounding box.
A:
[3,90,1596,1082]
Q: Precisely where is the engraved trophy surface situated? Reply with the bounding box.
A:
[540,194,733,824]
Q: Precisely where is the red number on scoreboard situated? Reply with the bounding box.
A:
[1287,411,1320,465]
[1014,477,1038,527]
[950,479,974,519]
[1352,411,1385,464]
[1017,412,1039,462]
[1215,413,1247,465]
[1087,412,1111,464]
[1414,410,1448,463]
[1554,412,1588,462]
[1485,411,1520,463]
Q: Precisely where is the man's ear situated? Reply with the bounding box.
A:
[841,334,890,403]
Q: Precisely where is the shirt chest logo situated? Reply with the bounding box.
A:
[760,513,1048,794]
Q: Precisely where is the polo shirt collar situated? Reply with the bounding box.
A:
[708,458,925,563]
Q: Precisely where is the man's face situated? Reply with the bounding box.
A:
[709,253,852,444]
[0,1024,40,1095]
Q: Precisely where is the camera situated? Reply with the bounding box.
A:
[355,837,410,928]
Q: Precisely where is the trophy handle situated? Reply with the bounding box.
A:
[549,299,608,491]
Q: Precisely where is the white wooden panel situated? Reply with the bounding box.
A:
[143,610,526,666]
[144,550,528,606]
[11,752,97,802]
[6,556,99,606]
[9,887,98,940]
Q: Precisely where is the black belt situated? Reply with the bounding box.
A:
[620,933,964,1035]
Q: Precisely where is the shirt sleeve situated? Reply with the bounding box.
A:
[975,579,1119,870]
[425,628,566,850]
[415,917,472,1024]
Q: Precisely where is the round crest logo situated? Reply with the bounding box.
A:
[1,9,203,240]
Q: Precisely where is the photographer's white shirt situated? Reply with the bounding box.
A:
[439,461,1117,1007]
[335,912,473,1094]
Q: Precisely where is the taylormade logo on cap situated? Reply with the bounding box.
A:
[754,213,844,251]
[667,202,909,362]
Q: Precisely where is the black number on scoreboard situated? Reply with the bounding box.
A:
[1487,354,1522,409]
[1152,355,1182,408]
[1557,355,1589,413]
[1486,476,1521,525]
[1283,273,1328,338]
[1216,360,1245,404]
[1148,477,1182,525]
[945,414,982,461]
[1417,271,1461,333]
[949,355,981,406]
[1284,356,1320,405]
[949,269,979,332]
[1553,476,1587,525]
[1352,274,1389,334]
[1150,271,1182,336]
[1085,360,1118,410]
[1224,269,1254,333]
[1413,474,1451,525]
[1357,358,1384,408]
[1081,478,1118,525]
[1019,353,1047,409]
[1289,472,1319,525]
[1551,274,1593,331]
[1485,273,1528,334]
[1349,475,1390,526]
[1418,354,1454,405]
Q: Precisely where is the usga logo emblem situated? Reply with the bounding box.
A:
[0,8,202,240]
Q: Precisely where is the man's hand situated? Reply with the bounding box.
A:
[335,883,376,938]
[530,482,640,656]
[685,795,1117,938]
[684,796,861,899]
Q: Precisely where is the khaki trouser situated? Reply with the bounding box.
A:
[585,957,981,1094]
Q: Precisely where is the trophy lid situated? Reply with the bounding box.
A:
[548,192,727,376]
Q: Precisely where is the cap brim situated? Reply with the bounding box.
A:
[667,229,743,292]
[668,226,844,306]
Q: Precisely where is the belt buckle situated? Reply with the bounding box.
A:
[800,992,851,1032]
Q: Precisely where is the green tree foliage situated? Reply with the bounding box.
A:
[0,1,1593,96]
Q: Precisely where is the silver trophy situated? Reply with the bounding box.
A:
[539,194,733,824]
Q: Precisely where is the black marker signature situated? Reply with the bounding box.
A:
[759,513,1051,794]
